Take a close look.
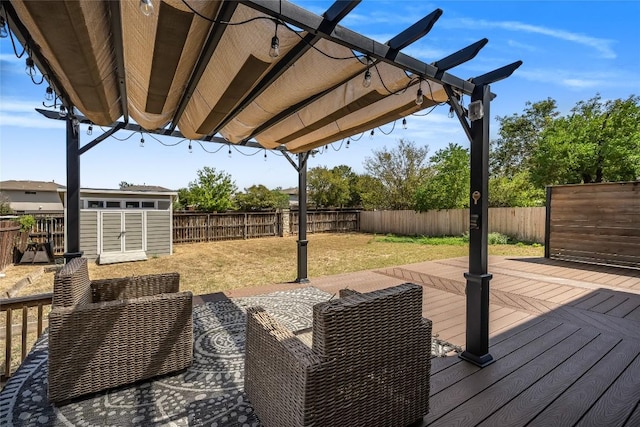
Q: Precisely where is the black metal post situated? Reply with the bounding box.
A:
[544,186,552,258]
[64,112,83,262]
[459,84,494,367]
[295,153,309,283]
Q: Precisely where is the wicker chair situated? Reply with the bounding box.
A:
[245,283,432,427]
[48,257,193,404]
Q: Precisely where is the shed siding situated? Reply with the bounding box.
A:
[124,212,143,251]
[80,210,98,259]
[146,211,171,255]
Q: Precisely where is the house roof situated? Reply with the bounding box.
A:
[3,1,520,154]
[0,180,65,192]
[121,185,174,192]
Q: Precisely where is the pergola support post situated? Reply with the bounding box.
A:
[459,83,494,367]
[295,152,310,283]
[64,112,83,262]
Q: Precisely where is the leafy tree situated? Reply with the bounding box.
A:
[489,172,545,207]
[415,143,469,211]
[0,197,14,215]
[362,139,430,210]
[235,185,289,211]
[177,166,237,212]
[529,94,640,186]
[119,181,134,189]
[491,98,558,177]
[307,165,357,208]
[354,174,386,210]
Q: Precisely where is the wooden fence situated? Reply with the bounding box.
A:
[546,182,640,268]
[0,220,21,271]
[30,215,65,256]
[360,207,546,243]
[173,212,280,243]
[289,210,360,235]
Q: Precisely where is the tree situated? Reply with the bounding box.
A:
[307,165,358,208]
[529,94,640,186]
[491,98,559,177]
[354,174,386,210]
[362,139,430,210]
[235,185,289,211]
[414,143,469,211]
[119,181,134,189]
[176,166,237,212]
[489,172,545,207]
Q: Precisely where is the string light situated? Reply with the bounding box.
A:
[402,118,407,130]
[415,80,424,106]
[87,124,93,136]
[139,0,154,16]
[448,105,455,118]
[362,57,372,88]
[264,149,268,161]
[269,23,280,58]
[346,139,350,148]
[0,16,8,39]
[140,134,145,147]
[369,129,374,139]
[59,105,67,118]
[228,145,232,158]
[45,86,54,101]
[188,141,193,153]
[25,57,35,76]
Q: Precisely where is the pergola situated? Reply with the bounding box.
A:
[1,0,521,367]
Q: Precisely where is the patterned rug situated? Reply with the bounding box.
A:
[0,286,461,426]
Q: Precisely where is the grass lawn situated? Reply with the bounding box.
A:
[2,232,543,298]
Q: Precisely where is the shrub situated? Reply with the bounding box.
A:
[18,215,36,232]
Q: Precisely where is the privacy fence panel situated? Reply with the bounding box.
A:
[288,210,360,235]
[0,220,21,271]
[359,207,545,243]
[173,212,280,243]
[546,182,640,268]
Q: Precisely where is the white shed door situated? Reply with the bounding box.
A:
[100,211,144,254]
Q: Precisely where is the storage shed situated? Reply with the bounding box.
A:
[59,187,177,264]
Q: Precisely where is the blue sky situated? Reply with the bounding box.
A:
[1,1,639,191]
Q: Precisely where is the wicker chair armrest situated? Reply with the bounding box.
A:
[91,272,180,302]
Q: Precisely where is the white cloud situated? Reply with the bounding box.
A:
[444,18,616,59]
[506,40,540,53]
[0,112,64,129]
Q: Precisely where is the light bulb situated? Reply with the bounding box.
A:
[362,69,372,88]
[269,35,280,58]
[140,0,154,16]
[59,105,67,118]
[0,17,8,39]
[448,106,455,118]
[228,146,232,158]
[45,86,54,101]
[346,139,350,149]
[87,124,93,136]
[188,142,193,153]
[369,130,374,140]
[140,136,145,147]
[25,57,35,76]
[264,150,267,161]
[416,87,424,106]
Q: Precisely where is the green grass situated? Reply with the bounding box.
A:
[374,235,467,245]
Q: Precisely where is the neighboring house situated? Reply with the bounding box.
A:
[59,186,178,264]
[280,187,299,207]
[0,180,65,214]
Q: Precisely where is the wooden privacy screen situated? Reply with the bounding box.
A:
[546,181,640,268]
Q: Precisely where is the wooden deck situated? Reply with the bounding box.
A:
[226,256,640,427]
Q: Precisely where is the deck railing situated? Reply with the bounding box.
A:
[1,293,52,383]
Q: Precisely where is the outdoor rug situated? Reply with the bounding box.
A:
[0,286,461,426]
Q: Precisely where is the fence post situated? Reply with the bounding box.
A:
[544,186,552,258]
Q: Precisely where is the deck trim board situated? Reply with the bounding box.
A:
[574,352,640,427]
[430,328,604,427]
[527,339,640,427]
[423,322,581,424]
[477,334,623,427]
